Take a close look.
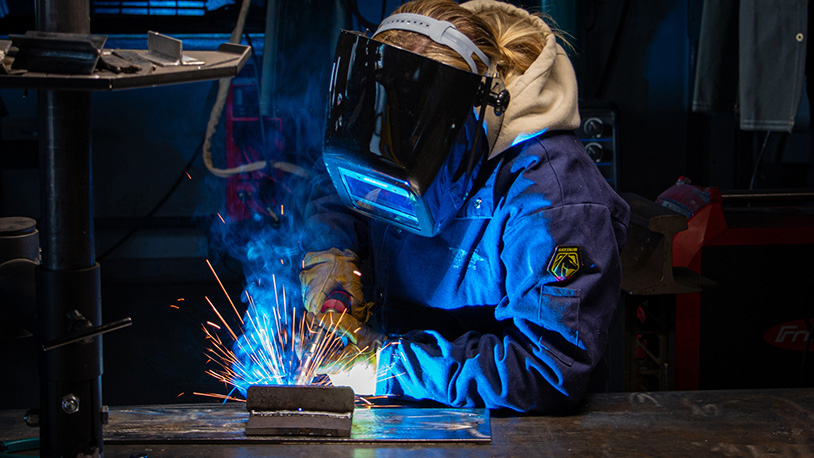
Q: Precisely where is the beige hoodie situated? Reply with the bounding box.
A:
[460,0,581,158]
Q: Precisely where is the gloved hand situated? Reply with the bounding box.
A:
[316,311,385,395]
[299,248,373,322]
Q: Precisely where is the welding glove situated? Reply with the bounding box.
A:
[299,248,374,323]
[317,310,385,395]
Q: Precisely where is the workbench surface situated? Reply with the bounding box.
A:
[2,388,812,457]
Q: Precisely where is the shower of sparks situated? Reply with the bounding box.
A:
[193,392,245,402]
[198,259,404,408]
[206,259,243,326]
[199,259,347,398]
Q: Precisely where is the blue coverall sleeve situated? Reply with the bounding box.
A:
[376,201,625,413]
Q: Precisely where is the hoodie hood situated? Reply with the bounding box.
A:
[460,0,580,158]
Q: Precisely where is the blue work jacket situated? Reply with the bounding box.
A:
[304,130,630,413]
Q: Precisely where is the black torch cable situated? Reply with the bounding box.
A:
[242,30,267,149]
[97,137,205,261]
[346,0,378,32]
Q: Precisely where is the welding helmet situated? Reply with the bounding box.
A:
[322,14,509,237]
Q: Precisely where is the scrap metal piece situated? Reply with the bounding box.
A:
[8,31,107,74]
[246,385,355,437]
[144,31,204,67]
[97,51,142,74]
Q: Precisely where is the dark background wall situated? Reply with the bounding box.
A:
[1,0,812,409]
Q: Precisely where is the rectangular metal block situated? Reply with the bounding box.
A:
[246,385,355,413]
[246,385,355,437]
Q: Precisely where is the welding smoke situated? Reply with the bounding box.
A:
[202,3,356,392]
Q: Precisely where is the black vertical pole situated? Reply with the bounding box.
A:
[34,1,104,457]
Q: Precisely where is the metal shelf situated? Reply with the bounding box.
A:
[0,23,253,456]
[0,42,250,91]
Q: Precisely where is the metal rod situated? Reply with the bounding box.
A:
[42,317,132,352]
[720,189,814,203]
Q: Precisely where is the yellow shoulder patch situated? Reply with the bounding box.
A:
[547,246,581,282]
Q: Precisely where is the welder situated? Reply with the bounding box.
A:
[299,0,629,413]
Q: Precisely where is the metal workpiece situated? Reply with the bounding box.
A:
[76,403,491,444]
[144,31,205,67]
[246,410,353,437]
[246,385,356,437]
[246,385,355,413]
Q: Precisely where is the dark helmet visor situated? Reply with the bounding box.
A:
[323,30,491,237]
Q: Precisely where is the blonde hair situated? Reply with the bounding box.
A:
[375,0,496,75]
[375,0,563,85]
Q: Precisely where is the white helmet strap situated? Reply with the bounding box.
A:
[373,13,490,74]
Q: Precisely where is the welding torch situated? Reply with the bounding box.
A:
[296,291,351,385]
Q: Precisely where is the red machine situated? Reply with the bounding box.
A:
[660,179,814,390]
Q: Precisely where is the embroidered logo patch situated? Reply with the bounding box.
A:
[449,247,486,270]
[547,246,581,282]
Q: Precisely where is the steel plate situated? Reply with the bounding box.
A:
[103,403,491,444]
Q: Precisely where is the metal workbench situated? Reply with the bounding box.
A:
[2,388,813,457]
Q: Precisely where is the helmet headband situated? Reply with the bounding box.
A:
[373,13,490,74]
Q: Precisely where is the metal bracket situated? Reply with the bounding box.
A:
[8,31,107,74]
[477,77,510,116]
[144,31,205,67]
